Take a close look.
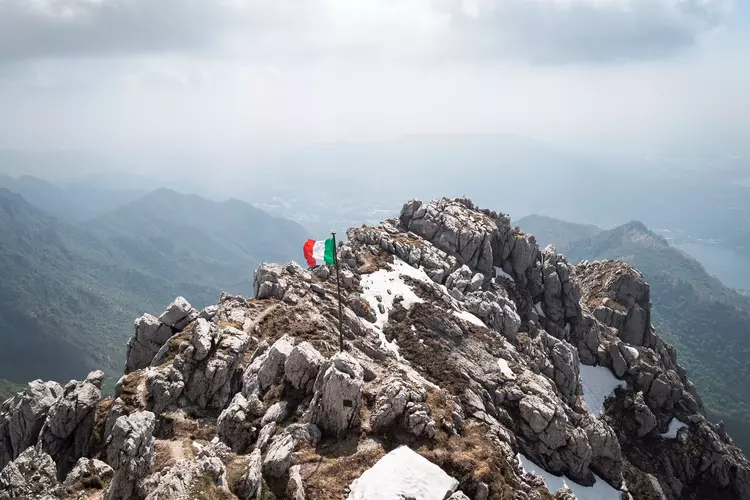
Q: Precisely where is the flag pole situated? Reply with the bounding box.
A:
[331,232,344,352]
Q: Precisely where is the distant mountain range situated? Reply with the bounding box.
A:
[0,183,308,390]
[517,214,750,453]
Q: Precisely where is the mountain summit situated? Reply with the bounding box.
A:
[1,197,748,500]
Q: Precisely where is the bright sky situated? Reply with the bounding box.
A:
[0,0,747,156]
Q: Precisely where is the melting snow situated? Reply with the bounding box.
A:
[661,418,688,439]
[534,302,546,318]
[495,266,515,282]
[348,446,459,500]
[579,364,626,416]
[517,453,621,500]
[498,359,516,380]
[453,310,486,327]
[360,259,426,355]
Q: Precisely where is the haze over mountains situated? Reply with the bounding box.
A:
[0,182,307,397]
[517,214,750,453]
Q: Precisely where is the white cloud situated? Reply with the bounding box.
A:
[0,0,735,62]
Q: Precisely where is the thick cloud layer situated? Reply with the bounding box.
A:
[0,0,734,63]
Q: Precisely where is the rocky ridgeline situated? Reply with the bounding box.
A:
[1,197,748,500]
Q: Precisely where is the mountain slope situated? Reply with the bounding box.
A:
[514,214,602,248]
[518,216,750,451]
[0,188,307,386]
[86,189,309,297]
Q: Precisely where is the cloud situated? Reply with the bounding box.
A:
[0,0,735,63]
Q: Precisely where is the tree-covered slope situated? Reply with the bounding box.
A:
[0,188,308,388]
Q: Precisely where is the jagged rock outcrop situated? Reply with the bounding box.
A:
[1,196,749,500]
[0,380,62,470]
[0,446,59,500]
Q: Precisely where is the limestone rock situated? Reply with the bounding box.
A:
[262,433,296,478]
[159,296,198,330]
[287,465,306,500]
[237,449,263,500]
[307,352,364,436]
[0,380,63,470]
[63,457,114,486]
[126,314,173,373]
[254,263,288,300]
[141,454,228,500]
[0,446,58,500]
[258,335,295,393]
[216,393,257,454]
[285,341,324,394]
[39,371,103,478]
[105,411,156,500]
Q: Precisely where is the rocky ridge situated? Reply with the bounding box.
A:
[1,197,748,500]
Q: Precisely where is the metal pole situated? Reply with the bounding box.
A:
[332,232,344,352]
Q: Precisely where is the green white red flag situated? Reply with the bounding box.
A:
[303,238,335,266]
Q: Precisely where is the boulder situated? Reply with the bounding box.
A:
[237,449,263,500]
[63,457,114,487]
[105,411,156,500]
[141,455,228,500]
[307,352,364,436]
[126,314,173,373]
[285,341,324,394]
[287,465,306,500]
[216,394,258,454]
[159,296,198,330]
[258,335,295,392]
[262,433,297,478]
[254,263,288,300]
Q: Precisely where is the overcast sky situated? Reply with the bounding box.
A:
[0,0,747,159]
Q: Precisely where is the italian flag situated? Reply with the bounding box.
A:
[303,238,336,266]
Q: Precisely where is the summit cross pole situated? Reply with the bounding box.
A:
[331,232,344,352]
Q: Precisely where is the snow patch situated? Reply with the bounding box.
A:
[498,359,516,380]
[494,266,515,282]
[360,259,426,355]
[534,302,546,318]
[579,364,626,416]
[348,445,459,500]
[661,418,688,439]
[517,453,621,500]
[453,310,486,327]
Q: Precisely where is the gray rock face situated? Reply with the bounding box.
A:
[0,446,58,500]
[284,341,324,394]
[254,263,288,300]
[307,352,364,436]
[180,325,253,410]
[254,422,277,452]
[39,371,103,478]
[217,393,258,453]
[262,433,296,478]
[370,376,435,437]
[63,457,114,486]
[126,314,174,374]
[258,335,295,393]
[237,449,263,500]
[105,411,156,500]
[261,401,289,426]
[0,380,62,470]
[519,395,567,450]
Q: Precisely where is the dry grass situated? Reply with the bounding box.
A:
[418,422,554,500]
[294,441,386,500]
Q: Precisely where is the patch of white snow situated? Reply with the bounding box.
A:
[579,364,626,416]
[517,453,621,500]
[534,302,546,318]
[348,445,459,500]
[494,266,515,282]
[453,310,486,327]
[661,418,688,439]
[360,259,426,355]
[498,359,516,380]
